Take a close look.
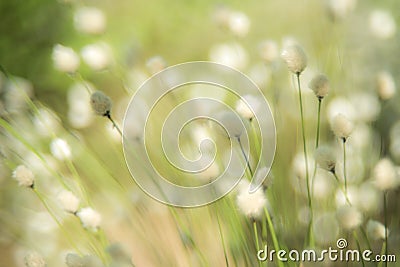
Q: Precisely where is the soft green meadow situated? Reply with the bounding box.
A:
[0,0,399,266]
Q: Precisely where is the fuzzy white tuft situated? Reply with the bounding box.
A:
[236,181,267,218]
[309,74,329,99]
[58,190,80,213]
[12,165,34,188]
[74,7,106,35]
[281,44,307,74]
[52,44,80,73]
[77,207,102,229]
[336,205,363,230]
[90,91,112,116]
[331,113,353,140]
[373,158,399,191]
[50,138,71,160]
[366,220,388,240]
[24,251,47,267]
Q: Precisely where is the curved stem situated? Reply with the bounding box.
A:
[342,139,348,197]
[253,220,262,267]
[296,73,313,247]
[237,137,253,177]
[311,99,322,197]
[384,191,388,267]
[264,207,284,267]
[215,207,229,267]
[106,113,123,136]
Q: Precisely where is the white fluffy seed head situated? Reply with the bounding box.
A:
[235,95,260,120]
[58,190,80,213]
[259,40,279,63]
[377,71,396,100]
[74,7,106,35]
[216,111,245,138]
[236,180,267,218]
[373,158,399,191]
[369,9,396,40]
[331,113,353,140]
[77,207,102,229]
[336,205,363,230]
[281,44,307,74]
[366,220,388,240]
[90,91,112,116]
[52,44,80,73]
[314,146,336,173]
[24,251,47,267]
[227,11,250,37]
[50,138,71,160]
[12,165,34,188]
[309,74,329,99]
[81,43,112,71]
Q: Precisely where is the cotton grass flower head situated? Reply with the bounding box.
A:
[373,158,399,191]
[369,9,396,39]
[236,180,267,219]
[74,7,106,35]
[259,40,279,64]
[68,83,93,128]
[24,251,46,267]
[81,43,112,71]
[331,113,353,141]
[90,91,112,116]
[12,165,34,188]
[209,42,248,70]
[50,138,71,160]
[314,145,336,173]
[326,0,357,20]
[52,44,80,73]
[58,190,80,214]
[227,11,250,37]
[366,220,388,240]
[216,111,245,138]
[281,44,307,74]
[376,71,396,100]
[309,73,329,99]
[336,205,363,230]
[77,207,102,229]
[235,94,260,120]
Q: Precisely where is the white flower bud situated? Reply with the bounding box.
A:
[90,91,112,116]
[377,71,396,100]
[228,11,250,37]
[336,205,363,230]
[331,113,353,140]
[12,165,34,188]
[77,207,102,229]
[259,40,279,63]
[366,220,388,240]
[81,43,112,71]
[58,190,80,213]
[236,180,267,218]
[74,7,106,35]
[281,44,307,74]
[24,251,46,267]
[52,44,80,73]
[369,9,396,40]
[373,158,399,191]
[235,95,260,120]
[50,138,71,160]
[314,146,336,173]
[216,111,245,138]
[309,74,329,99]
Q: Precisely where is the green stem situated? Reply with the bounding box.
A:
[33,189,82,254]
[353,230,365,267]
[332,172,352,205]
[237,137,253,177]
[342,139,348,197]
[296,73,313,247]
[106,113,123,136]
[378,241,387,267]
[253,220,262,267]
[215,206,229,267]
[311,99,322,208]
[384,191,388,267]
[264,207,284,267]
